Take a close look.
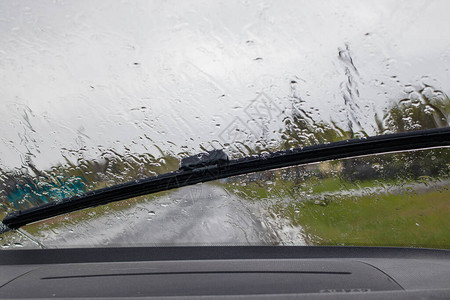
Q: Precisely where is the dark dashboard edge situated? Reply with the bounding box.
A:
[0,246,448,265]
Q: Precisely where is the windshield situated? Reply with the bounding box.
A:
[0,0,449,249]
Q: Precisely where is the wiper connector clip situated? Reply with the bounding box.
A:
[179,149,229,171]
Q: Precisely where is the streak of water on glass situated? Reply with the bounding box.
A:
[0,0,449,248]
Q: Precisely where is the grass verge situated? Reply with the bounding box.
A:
[224,178,450,249]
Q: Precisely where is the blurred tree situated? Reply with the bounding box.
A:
[378,84,450,133]
[281,105,351,149]
[345,84,450,181]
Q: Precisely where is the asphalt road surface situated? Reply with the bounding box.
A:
[35,184,295,248]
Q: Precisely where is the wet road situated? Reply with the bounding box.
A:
[13,179,448,249]
[39,184,291,247]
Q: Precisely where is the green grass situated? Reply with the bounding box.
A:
[224,177,450,249]
[279,188,450,248]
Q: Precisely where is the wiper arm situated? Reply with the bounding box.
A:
[1,127,450,234]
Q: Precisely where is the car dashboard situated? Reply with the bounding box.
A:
[0,246,448,299]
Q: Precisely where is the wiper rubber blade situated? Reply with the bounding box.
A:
[1,127,450,234]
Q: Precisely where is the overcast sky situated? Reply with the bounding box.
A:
[1,0,449,170]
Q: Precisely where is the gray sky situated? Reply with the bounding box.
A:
[1,0,449,170]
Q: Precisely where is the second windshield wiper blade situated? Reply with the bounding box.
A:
[2,127,450,233]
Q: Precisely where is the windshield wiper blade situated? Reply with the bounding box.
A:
[1,127,450,234]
